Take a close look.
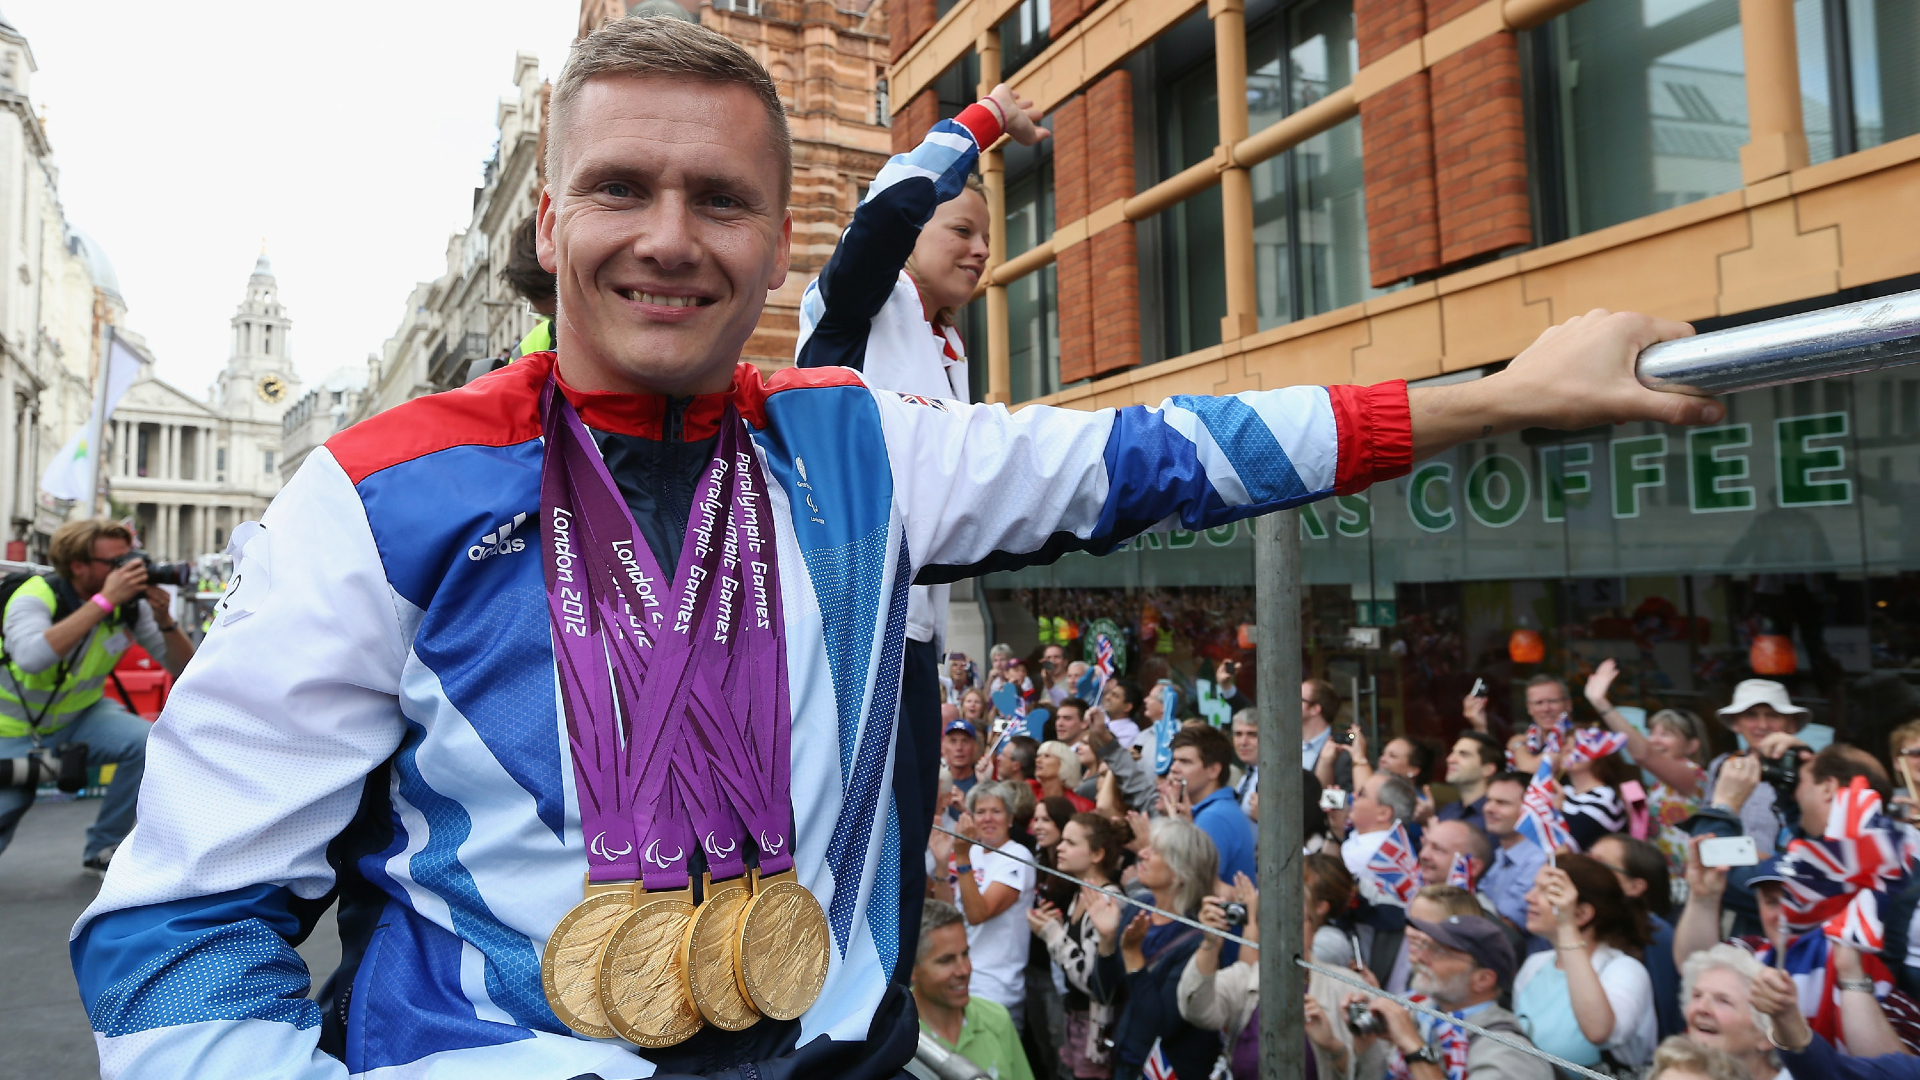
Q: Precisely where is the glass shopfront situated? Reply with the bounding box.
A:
[984,367,1920,761]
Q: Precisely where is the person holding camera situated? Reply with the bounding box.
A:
[0,519,194,872]
[1329,912,1553,1080]
[1697,680,1810,859]
[1672,750,1920,1056]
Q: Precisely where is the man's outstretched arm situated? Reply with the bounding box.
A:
[1407,309,1719,457]
[868,306,1719,582]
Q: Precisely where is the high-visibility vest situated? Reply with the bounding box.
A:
[509,319,553,360]
[0,576,134,737]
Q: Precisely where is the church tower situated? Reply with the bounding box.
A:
[219,251,300,421]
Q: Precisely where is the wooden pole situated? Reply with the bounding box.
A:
[1212,0,1259,342]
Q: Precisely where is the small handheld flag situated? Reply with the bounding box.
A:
[1361,822,1420,907]
[1517,757,1576,854]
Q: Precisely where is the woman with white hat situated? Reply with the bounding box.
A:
[1701,679,1808,858]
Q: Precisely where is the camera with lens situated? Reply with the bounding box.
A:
[0,742,89,792]
[1347,1000,1384,1036]
[1760,750,1803,805]
[1221,901,1249,925]
[108,552,193,588]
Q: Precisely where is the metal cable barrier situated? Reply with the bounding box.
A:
[930,822,1617,1080]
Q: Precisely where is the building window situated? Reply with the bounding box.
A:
[1004,138,1060,402]
[932,51,981,122]
[876,76,890,127]
[263,450,276,475]
[1158,0,1377,356]
[1793,0,1920,163]
[998,0,1052,79]
[1535,0,1747,237]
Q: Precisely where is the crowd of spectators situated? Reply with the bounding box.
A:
[911,647,1920,1080]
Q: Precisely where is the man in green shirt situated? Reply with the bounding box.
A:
[913,899,1035,1080]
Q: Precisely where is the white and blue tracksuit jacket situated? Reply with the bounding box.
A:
[795,101,1000,649]
[68,351,1412,1079]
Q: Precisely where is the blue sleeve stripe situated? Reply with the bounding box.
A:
[1163,395,1313,506]
[72,885,323,1037]
[866,119,982,209]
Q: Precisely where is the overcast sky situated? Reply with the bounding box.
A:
[9,1,579,398]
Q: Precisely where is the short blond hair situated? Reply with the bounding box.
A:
[1037,740,1082,787]
[548,16,792,204]
[1648,1035,1748,1080]
[50,519,133,581]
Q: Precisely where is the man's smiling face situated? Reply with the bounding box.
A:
[539,75,791,397]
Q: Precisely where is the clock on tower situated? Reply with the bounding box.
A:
[256,374,288,404]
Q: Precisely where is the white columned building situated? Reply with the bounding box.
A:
[107,256,300,558]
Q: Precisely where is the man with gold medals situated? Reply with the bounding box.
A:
[68,15,1727,1080]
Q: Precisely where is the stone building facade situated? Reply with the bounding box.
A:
[0,12,128,561]
[104,256,301,559]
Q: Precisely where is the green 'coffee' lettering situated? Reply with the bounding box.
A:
[1775,412,1852,507]
[1611,435,1667,519]
[1409,463,1455,532]
[1540,444,1593,522]
[1465,453,1530,528]
[1334,494,1371,537]
[1688,424,1754,513]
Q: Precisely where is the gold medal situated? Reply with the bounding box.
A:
[541,879,636,1039]
[733,868,831,1021]
[598,886,704,1047]
[680,874,760,1030]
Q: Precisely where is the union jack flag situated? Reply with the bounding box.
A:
[1446,851,1477,891]
[1524,716,1574,761]
[1144,1039,1178,1080]
[1568,726,1629,766]
[1362,822,1421,907]
[1780,777,1916,950]
[1078,632,1118,703]
[1517,756,1576,853]
[1389,995,1471,1080]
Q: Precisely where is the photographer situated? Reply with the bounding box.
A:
[1334,913,1552,1080]
[1696,680,1810,859]
[0,520,193,873]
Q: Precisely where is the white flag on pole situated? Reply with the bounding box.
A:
[41,332,143,502]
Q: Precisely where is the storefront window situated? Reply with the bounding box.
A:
[984,364,1920,762]
[1545,0,1747,235]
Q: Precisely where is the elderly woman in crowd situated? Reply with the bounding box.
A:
[1676,945,1783,1080]
[1514,854,1657,1071]
[1037,739,1096,812]
[954,780,1039,1025]
[1087,818,1220,1080]
[1030,812,1129,1080]
[1673,829,1920,1055]
[1586,659,1709,881]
